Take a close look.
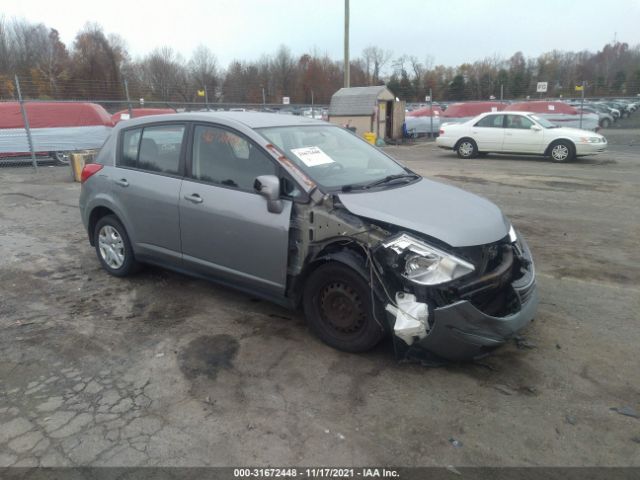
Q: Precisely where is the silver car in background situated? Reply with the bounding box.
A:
[79,112,537,362]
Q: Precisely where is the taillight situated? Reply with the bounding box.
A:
[439,129,445,135]
[81,164,103,183]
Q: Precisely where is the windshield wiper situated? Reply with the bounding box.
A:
[362,173,420,189]
[340,173,419,192]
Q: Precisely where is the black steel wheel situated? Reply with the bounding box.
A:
[303,262,385,352]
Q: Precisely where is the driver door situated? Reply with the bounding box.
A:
[503,115,544,153]
[179,124,292,296]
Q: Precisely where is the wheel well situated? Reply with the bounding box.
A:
[545,138,576,156]
[88,206,116,245]
[454,137,476,150]
[290,243,369,308]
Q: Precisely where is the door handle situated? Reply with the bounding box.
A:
[505,133,513,136]
[184,193,203,204]
[114,178,129,187]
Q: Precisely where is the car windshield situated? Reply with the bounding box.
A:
[257,125,411,190]
[529,115,558,128]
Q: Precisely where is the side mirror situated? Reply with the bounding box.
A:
[254,175,284,214]
[530,125,542,131]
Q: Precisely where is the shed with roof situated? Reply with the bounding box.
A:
[328,86,404,140]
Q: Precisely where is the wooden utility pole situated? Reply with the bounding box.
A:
[344,0,350,88]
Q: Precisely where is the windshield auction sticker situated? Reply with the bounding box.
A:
[291,146,335,167]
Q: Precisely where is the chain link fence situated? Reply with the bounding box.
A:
[0,75,329,169]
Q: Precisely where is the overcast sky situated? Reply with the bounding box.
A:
[4,0,639,70]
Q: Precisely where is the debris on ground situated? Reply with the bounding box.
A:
[493,384,516,396]
[446,465,462,475]
[514,335,537,350]
[449,438,463,448]
[611,406,639,419]
[631,436,640,444]
[565,414,577,425]
[556,343,562,350]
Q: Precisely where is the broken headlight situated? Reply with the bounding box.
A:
[382,233,475,286]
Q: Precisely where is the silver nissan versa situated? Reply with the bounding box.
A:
[79,112,538,362]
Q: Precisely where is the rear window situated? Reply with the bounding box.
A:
[118,124,185,175]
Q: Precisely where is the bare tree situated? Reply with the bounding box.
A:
[362,45,392,85]
[189,45,218,100]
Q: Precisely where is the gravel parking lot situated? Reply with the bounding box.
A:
[0,128,639,467]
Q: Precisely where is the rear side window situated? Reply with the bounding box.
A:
[475,115,504,128]
[118,124,185,175]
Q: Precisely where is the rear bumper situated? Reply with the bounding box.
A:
[435,137,455,149]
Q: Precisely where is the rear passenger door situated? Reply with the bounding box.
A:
[471,114,505,152]
[114,123,186,264]
[179,124,292,297]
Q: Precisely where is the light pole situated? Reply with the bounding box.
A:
[344,0,350,88]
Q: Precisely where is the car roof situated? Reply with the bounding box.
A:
[113,111,327,131]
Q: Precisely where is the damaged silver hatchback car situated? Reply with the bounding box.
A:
[79,112,537,362]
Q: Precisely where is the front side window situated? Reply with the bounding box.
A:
[505,115,534,130]
[191,125,276,191]
[119,124,184,175]
[530,115,557,128]
[474,115,504,128]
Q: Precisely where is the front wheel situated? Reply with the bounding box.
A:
[456,139,478,159]
[303,262,385,353]
[94,215,138,277]
[600,118,611,128]
[549,140,575,163]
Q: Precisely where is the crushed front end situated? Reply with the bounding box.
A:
[376,228,538,362]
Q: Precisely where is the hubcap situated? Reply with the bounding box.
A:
[552,144,569,160]
[459,142,474,157]
[55,151,71,164]
[319,282,365,334]
[98,225,125,269]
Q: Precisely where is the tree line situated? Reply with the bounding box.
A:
[1,17,639,105]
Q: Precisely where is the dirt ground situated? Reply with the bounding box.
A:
[0,127,639,467]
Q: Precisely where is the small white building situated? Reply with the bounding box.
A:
[328,86,405,140]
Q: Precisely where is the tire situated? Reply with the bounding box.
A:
[94,215,138,277]
[53,151,71,165]
[548,140,575,163]
[600,118,611,129]
[456,138,478,159]
[302,262,385,353]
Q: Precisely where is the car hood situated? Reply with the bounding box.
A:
[546,126,604,138]
[338,178,509,247]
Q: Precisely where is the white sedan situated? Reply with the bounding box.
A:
[436,111,607,162]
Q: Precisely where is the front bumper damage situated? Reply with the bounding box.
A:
[381,234,538,362]
[404,282,537,361]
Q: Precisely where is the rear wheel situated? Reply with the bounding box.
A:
[456,138,478,159]
[600,118,611,128]
[94,215,138,277]
[549,140,575,163]
[53,151,71,165]
[303,262,385,353]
